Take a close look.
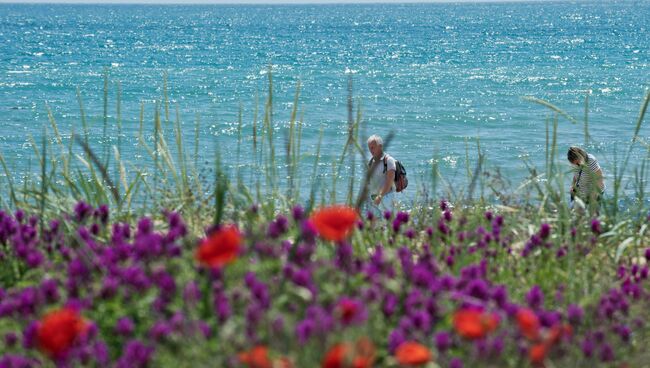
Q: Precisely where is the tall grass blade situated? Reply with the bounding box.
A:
[74,135,120,204]
[523,96,579,124]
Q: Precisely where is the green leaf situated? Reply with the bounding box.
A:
[614,237,635,263]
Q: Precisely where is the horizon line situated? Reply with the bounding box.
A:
[0,0,572,4]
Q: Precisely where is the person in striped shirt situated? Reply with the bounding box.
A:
[568,146,605,211]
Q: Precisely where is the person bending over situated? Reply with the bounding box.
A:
[568,146,605,211]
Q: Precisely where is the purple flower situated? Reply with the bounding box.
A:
[525,285,544,309]
[267,215,289,238]
[4,332,18,347]
[581,337,594,357]
[599,343,614,362]
[450,357,464,368]
[383,210,392,220]
[183,281,201,306]
[41,278,60,303]
[443,210,453,222]
[616,324,631,343]
[383,293,398,317]
[196,321,212,339]
[396,211,409,224]
[392,218,402,233]
[405,228,416,239]
[214,293,231,323]
[295,319,315,344]
[491,285,508,307]
[22,321,38,349]
[117,340,154,368]
[539,223,551,239]
[388,328,406,353]
[148,321,172,341]
[115,317,135,336]
[73,201,92,221]
[435,331,451,353]
[410,310,431,333]
[440,200,449,211]
[292,205,304,221]
[300,220,317,243]
[93,341,110,365]
[591,218,602,234]
[466,279,489,301]
[438,219,450,236]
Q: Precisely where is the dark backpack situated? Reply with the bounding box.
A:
[368,156,408,192]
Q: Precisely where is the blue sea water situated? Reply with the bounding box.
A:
[0,2,649,202]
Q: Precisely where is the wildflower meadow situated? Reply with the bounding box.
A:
[1,77,649,368]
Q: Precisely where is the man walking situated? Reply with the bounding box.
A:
[367,134,396,214]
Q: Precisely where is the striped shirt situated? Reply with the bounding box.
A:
[574,153,604,199]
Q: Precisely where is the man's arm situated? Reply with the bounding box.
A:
[374,170,395,205]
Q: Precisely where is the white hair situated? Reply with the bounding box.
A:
[367,134,383,146]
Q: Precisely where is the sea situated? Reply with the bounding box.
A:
[0,1,649,203]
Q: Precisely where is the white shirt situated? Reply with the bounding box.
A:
[574,153,604,199]
[368,153,396,195]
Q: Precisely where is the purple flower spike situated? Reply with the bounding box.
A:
[450,357,464,368]
[539,223,551,239]
[435,331,451,353]
[599,343,614,362]
[388,328,406,353]
[73,202,92,221]
[115,317,135,336]
[4,332,18,347]
[525,285,544,309]
[292,205,304,221]
[591,218,602,234]
[396,211,409,224]
[581,337,594,357]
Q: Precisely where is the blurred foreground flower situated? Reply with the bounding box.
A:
[36,307,89,359]
[453,308,499,340]
[322,337,375,368]
[195,225,241,268]
[516,308,540,341]
[238,345,272,368]
[394,341,432,366]
[310,206,358,242]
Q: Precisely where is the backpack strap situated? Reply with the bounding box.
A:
[382,157,387,174]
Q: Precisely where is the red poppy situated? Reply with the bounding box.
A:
[529,343,547,365]
[238,345,272,368]
[36,308,88,358]
[310,206,358,242]
[453,308,499,340]
[322,343,350,368]
[337,299,360,324]
[394,341,432,366]
[547,323,572,346]
[516,308,540,341]
[322,339,375,368]
[195,225,241,268]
